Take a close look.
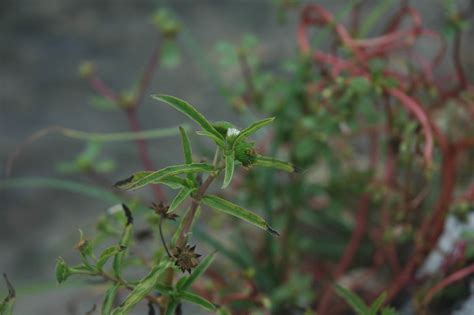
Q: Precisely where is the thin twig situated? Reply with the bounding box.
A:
[423,263,474,305]
[159,215,172,258]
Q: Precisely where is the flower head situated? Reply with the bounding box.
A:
[150,202,178,221]
[172,244,201,273]
[226,127,241,139]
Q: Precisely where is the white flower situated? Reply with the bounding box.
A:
[226,127,240,138]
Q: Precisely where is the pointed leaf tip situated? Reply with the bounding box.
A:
[122,204,133,225]
[222,152,235,189]
[114,175,133,188]
[152,94,224,141]
[266,225,280,236]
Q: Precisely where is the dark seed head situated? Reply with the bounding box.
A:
[173,244,201,274]
[150,202,179,221]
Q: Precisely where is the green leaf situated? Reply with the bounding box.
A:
[111,260,171,315]
[155,283,174,295]
[177,251,216,291]
[101,283,120,315]
[254,156,295,172]
[201,195,279,235]
[0,274,15,315]
[165,299,179,315]
[169,187,194,212]
[153,95,224,141]
[222,151,235,188]
[113,215,133,278]
[55,257,71,284]
[179,126,193,164]
[96,245,126,270]
[114,163,213,191]
[369,292,387,315]
[233,117,274,148]
[196,130,226,148]
[115,172,188,190]
[179,291,216,311]
[334,285,370,315]
[381,307,399,315]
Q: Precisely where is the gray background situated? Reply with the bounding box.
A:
[1,1,472,314]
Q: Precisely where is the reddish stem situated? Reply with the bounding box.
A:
[385,147,457,302]
[125,109,165,200]
[134,41,161,108]
[423,263,474,306]
[87,76,119,102]
[316,195,370,314]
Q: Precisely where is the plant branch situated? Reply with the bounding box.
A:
[176,173,217,248]
[125,109,165,201]
[133,41,162,109]
[316,195,370,314]
[423,263,474,306]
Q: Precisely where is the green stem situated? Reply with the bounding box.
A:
[163,148,221,314]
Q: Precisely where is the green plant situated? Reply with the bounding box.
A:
[208,1,474,314]
[334,286,398,315]
[0,274,15,315]
[52,95,293,314]
[2,1,474,315]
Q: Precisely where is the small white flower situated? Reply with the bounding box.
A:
[226,127,240,138]
[107,204,123,215]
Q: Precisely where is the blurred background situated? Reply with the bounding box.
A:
[0,1,472,314]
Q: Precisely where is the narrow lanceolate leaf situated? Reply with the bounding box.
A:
[153,95,224,141]
[101,283,120,315]
[222,152,235,189]
[233,117,274,148]
[96,245,126,270]
[334,285,370,315]
[369,292,387,315]
[114,172,188,190]
[169,187,195,212]
[179,126,193,164]
[0,274,15,315]
[254,156,295,172]
[179,291,216,311]
[179,125,196,184]
[111,261,171,315]
[201,195,279,235]
[113,221,133,278]
[165,299,179,315]
[177,251,216,291]
[196,131,226,148]
[114,163,214,191]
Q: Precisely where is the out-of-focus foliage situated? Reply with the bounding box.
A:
[2,1,474,315]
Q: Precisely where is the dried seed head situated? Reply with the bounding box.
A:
[172,244,202,273]
[150,202,179,221]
